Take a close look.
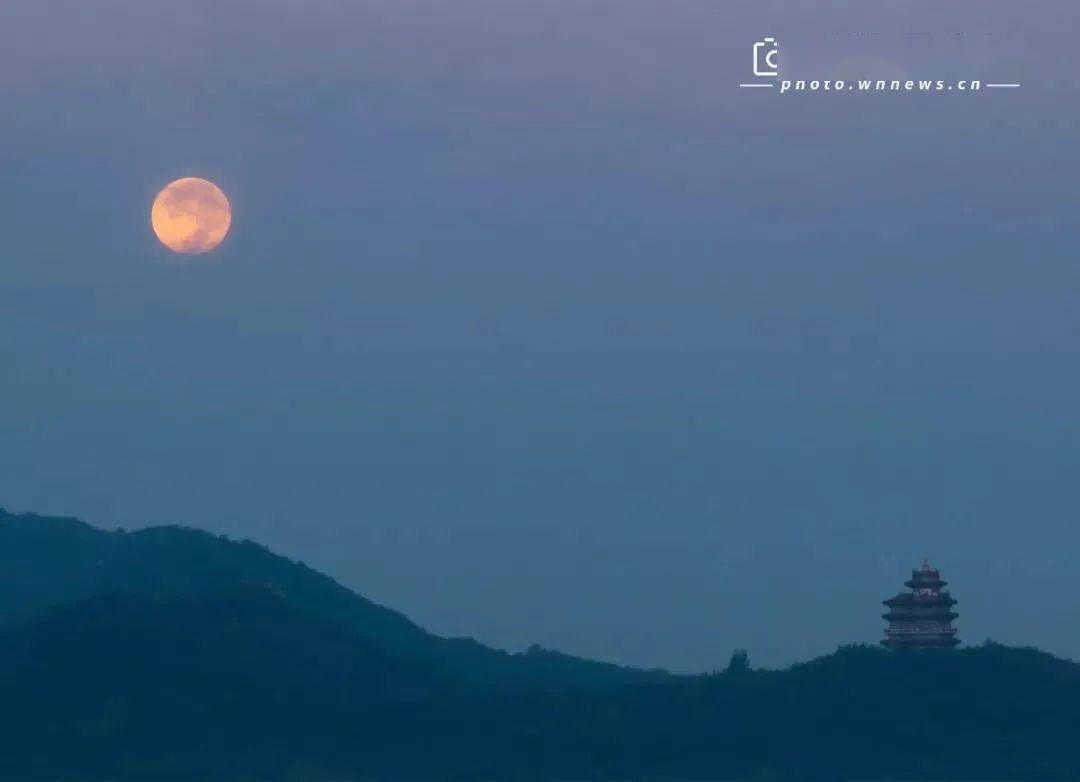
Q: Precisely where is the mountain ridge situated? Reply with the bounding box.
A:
[0,507,667,692]
[5,506,1080,779]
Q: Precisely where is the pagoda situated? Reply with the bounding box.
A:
[881,560,959,649]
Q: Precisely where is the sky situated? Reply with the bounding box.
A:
[1,0,1078,671]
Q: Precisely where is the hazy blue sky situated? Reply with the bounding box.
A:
[1,0,1077,670]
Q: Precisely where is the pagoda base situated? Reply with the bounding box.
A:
[881,636,960,650]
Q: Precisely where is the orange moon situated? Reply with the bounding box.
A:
[151,177,232,255]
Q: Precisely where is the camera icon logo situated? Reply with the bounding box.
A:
[753,37,779,77]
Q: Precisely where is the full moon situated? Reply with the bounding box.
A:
[151,177,232,255]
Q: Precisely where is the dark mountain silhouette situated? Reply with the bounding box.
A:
[0,508,663,692]
[0,586,470,779]
[3,507,1080,780]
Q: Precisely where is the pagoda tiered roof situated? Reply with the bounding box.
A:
[905,573,947,590]
[883,592,957,608]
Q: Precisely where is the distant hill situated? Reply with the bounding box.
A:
[0,508,665,693]
[0,585,476,779]
[2,592,1080,779]
[4,507,1080,780]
